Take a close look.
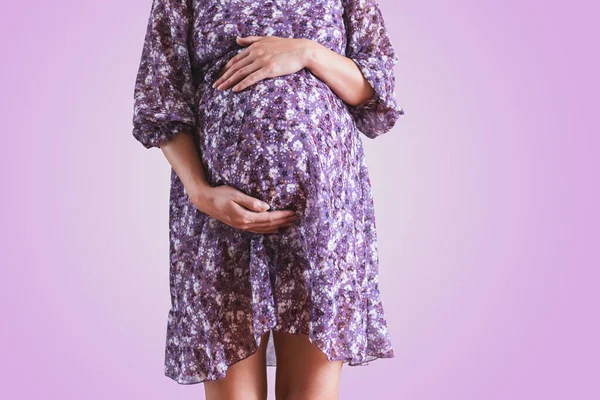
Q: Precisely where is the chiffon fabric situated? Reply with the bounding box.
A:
[132,0,404,384]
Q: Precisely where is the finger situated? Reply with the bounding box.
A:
[214,50,251,87]
[231,193,271,212]
[250,222,296,234]
[248,227,279,234]
[236,35,265,46]
[243,209,297,224]
[215,57,257,90]
[249,221,295,234]
[246,214,299,229]
[223,48,250,71]
[218,63,260,90]
[232,67,272,92]
[233,209,297,229]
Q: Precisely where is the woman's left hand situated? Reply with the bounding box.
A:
[212,36,314,92]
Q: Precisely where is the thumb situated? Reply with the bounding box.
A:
[233,192,270,212]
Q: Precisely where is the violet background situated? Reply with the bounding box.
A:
[1,0,598,399]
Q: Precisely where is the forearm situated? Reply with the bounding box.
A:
[301,39,374,107]
[159,132,212,199]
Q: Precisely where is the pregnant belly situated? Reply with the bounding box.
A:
[197,68,352,212]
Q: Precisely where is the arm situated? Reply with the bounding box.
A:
[132,0,198,149]
[212,36,377,106]
[132,0,297,233]
[131,0,211,206]
[131,0,209,207]
[306,0,405,139]
[302,39,376,108]
[158,132,210,202]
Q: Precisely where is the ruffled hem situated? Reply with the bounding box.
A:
[164,324,395,385]
[346,56,405,139]
[132,119,195,149]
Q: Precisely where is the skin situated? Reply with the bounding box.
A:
[271,331,344,400]
[161,35,373,399]
[204,331,272,400]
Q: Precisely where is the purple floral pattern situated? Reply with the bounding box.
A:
[132,0,404,384]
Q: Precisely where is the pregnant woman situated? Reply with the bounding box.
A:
[132,0,404,398]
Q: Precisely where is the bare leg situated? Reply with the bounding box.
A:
[204,330,271,400]
[272,331,343,400]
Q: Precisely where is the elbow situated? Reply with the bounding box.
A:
[349,81,376,108]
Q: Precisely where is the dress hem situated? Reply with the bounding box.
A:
[164,327,395,385]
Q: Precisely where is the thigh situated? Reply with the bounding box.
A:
[204,330,271,400]
[272,331,343,400]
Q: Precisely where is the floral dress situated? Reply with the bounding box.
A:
[132,0,404,385]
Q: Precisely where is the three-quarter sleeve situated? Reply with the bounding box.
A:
[132,0,198,149]
[342,0,405,139]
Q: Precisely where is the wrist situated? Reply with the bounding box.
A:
[187,180,213,208]
[300,38,323,71]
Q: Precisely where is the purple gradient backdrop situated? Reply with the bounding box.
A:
[1,0,598,399]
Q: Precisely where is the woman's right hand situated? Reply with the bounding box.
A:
[189,184,299,234]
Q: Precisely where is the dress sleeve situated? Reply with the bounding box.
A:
[132,0,198,149]
[342,0,405,139]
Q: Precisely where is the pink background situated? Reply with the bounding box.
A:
[1,0,598,398]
